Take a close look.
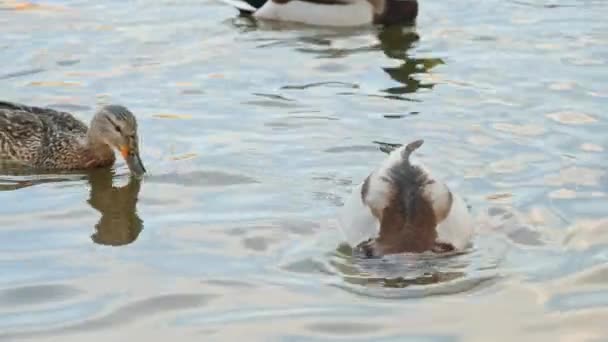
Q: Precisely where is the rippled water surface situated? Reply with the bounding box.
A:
[1,0,608,340]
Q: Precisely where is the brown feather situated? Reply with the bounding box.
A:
[0,101,115,171]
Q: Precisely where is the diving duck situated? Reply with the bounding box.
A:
[338,139,473,257]
[219,0,418,27]
[0,101,146,176]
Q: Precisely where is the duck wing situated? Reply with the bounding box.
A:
[0,101,87,134]
[0,103,47,161]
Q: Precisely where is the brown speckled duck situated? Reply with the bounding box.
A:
[0,101,146,176]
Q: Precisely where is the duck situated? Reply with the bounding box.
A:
[0,101,146,176]
[218,0,418,27]
[337,139,473,257]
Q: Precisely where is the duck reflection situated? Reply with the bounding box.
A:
[331,243,467,289]
[229,20,444,98]
[376,26,444,96]
[0,164,86,191]
[0,166,144,246]
[87,168,144,246]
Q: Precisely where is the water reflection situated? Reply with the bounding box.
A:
[376,26,444,96]
[0,164,86,191]
[87,169,143,247]
[229,19,443,100]
[330,243,468,288]
[321,242,501,299]
[0,166,143,246]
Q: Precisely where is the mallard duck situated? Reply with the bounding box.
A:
[338,139,473,257]
[0,101,146,176]
[219,0,418,27]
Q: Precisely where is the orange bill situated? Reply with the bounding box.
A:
[120,146,129,159]
[119,145,146,177]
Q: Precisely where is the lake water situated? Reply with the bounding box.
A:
[1,0,607,340]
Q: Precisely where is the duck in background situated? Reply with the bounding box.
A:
[0,101,146,176]
[338,139,474,257]
[218,0,418,27]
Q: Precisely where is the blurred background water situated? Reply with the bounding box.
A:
[1,0,607,340]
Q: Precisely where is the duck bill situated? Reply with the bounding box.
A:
[120,146,146,176]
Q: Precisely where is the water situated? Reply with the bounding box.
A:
[1,0,607,340]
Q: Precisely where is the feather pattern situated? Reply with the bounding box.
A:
[338,140,474,257]
[0,101,114,170]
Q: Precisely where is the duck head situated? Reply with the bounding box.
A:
[89,105,146,177]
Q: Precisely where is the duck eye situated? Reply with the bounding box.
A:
[106,117,123,133]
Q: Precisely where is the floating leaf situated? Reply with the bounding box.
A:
[548,81,576,91]
[493,122,545,136]
[170,153,198,161]
[29,81,81,87]
[173,82,195,87]
[96,25,114,31]
[14,2,37,10]
[547,111,597,125]
[580,143,603,152]
[152,113,193,120]
[1,1,65,11]
[486,193,512,200]
[466,134,497,146]
[549,189,577,199]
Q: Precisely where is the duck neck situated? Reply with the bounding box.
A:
[84,120,115,166]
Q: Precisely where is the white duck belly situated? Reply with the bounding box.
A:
[254,0,374,27]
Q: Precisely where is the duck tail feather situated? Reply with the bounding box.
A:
[217,0,259,13]
[401,139,423,164]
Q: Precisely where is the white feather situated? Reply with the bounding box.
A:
[254,0,374,27]
[217,0,258,12]
[338,144,474,252]
[415,160,474,251]
[362,145,406,210]
[337,182,379,247]
[436,192,474,250]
